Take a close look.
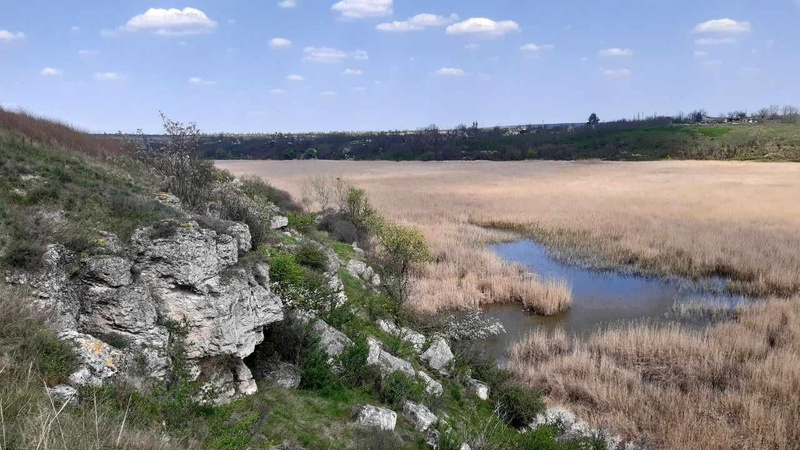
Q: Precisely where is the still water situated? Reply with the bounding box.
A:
[481,240,741,361]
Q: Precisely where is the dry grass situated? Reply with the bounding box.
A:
[217,160,800,310]
[0,107,125,158]
[507,296,800,449]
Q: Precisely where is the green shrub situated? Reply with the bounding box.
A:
[269,252,307,289]
[288,211,315,233]
[339,340,381,391]
[240,175,302,212]
[379,372,425,407]
[496,383,544,429]
[2,238,45,270]
[294,242,328,272]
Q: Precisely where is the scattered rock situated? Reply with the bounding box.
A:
[423,428,440,448]
[294,312,354,358]
[466,378,490,401]
[155,192,182,208]
[222,221,253,253]
[377,319,426,352]
[62,332,124,386]
[271,215,289,230]
[402,401,438,432]
[420,338,454,375]
[366,336,416,377]
[530,406,626,449]
[417,370,443,397]
[252,361,302,389]
[347,260,382,287]
[47,385,78,405]
[353,405,397,431]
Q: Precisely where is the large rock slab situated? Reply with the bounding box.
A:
[420,338,454,375]
[377,319,426,352]
[294,312,353,358]
[366,336,416,377]
[353,405,397,431]
[402,401,438,432]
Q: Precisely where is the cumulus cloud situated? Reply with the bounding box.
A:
[436,67,465,77]
[188,77,216,86]
[94,72,126,81]
[695,37,736,45]
[123,7,217,36]
[352,50,369,60]
[278,0,297,8]
[599,47,633,57]
[269,37,292,49]
[320,91,338,97]
[332,0,392,19]
[0,30,25,42]
[446,18,520,38]
[287,74,305,81]
[376,13,458,32]
[40,67,63,76]
[303,46,348,63]
[520,43,555,52]
[269,88,287,95]
[601,68,632,79]
[342,68,363,76]
[693,18,751,34]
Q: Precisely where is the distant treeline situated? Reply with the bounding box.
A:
[136,107,800,162]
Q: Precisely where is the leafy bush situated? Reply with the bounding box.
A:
[379,372,425,407]
[287,211,315,233]
[294,242,328,272]
[270,252,307,289]
[240,175,302,212]
[319,212,360,244]
[496,383,545,429]
[213,188,270,247]
[338,340,381,391]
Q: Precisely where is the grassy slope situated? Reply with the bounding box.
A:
[0,116,597,449]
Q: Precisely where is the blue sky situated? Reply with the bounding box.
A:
[1,0,798,133]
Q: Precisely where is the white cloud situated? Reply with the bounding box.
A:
[520,43,555,52]
[287,74,305,81]
[342,68,363,76]
[94,72,126,81]
[693,18,751,34]
[320,91,338,97]
[278,0,297,8]
[332,0,392,19]
[303,46,348,63]
[376,13,458,32]
[123,7,217,36]
[446,18,520,38]
[269,88,287,95]
[0,30,25,42]
[70,26,81,33]
[40,67,63,76]
[352,50,369,60]
[79,49,100,57]
[269,38,292,49]
[436,67,465,77]
[695,37,736,45]
[599,47,633,57]
[188,77,216,86]
[601,68,632,79]
[693,50,708,59]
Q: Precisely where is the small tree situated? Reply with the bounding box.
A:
[375,222,430,302]
[132,113,216,212]
[587,113,600,125]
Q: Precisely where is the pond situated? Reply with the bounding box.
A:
[480,240,744,362]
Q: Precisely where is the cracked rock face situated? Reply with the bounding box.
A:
[10,221,285,403]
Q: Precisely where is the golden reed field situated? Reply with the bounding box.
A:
[219,160,800,449]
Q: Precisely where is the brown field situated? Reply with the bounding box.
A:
[218,159,800,449]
